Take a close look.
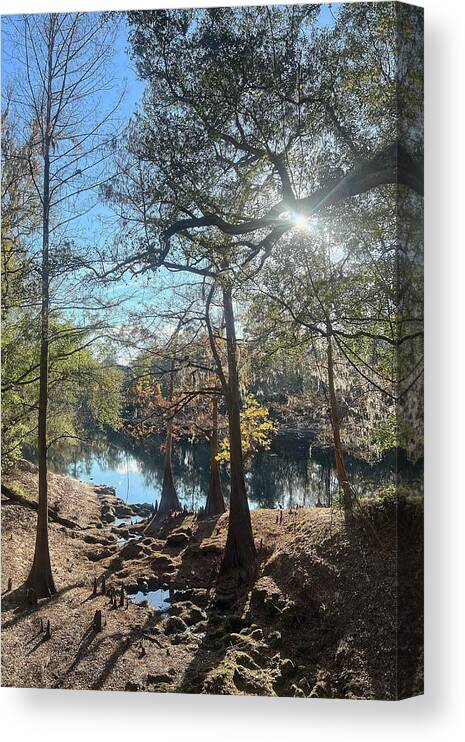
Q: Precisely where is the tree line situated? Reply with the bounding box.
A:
[1,4,423,595]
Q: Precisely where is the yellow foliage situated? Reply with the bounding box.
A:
[216,395,276,463]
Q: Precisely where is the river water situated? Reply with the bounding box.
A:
[42,434,422,512]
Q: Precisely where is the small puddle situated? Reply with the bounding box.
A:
[129,588,172,612]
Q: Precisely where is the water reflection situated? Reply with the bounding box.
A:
[40,435,422,511]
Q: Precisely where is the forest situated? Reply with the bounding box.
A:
[1,3,423,700]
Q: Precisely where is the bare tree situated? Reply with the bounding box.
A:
[6,12,120,597]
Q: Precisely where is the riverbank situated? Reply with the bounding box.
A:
[1,461,423,699]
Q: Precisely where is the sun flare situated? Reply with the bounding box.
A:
[294,214,309,230]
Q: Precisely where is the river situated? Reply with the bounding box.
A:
[36,433,422,512]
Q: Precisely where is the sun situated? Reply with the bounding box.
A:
[294,214,309,230]
[278,210,311,229]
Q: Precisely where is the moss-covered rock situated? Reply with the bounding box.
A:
[202,661,237,695]
[233,651,260,671]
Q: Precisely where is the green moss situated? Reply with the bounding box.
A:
[202,659,238,695]
[8,482,30,500]
[8,482,33,501]
[233,651,260,671]
[147,682,173,693]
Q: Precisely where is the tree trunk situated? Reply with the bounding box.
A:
[326,328,354,519]
[26,25,56,597]
[158,421,181,514]
[205,396,226,516]
[220,287,256,576]
[145,357,180,532]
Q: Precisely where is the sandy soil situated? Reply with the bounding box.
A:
[1,460,423,699]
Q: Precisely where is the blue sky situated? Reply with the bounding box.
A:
[1,5,339,348]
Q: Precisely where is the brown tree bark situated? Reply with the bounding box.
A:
[220,286,256,576]
[205,396,226,516]
[326,325,354,519]
[25,23,56,597]
[145,357,180,532]
[158,420,181,514]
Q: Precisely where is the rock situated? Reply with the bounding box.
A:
[250,581,284,616]
[292,684,305,698]
[225,615,247,633]
[249,628,264,641]
[83,534,110,545]
[264,595,282,617]
[86,552,100,562]
[164,616,188,635]
[101,511,115,524]
[132,502,153,517]
[233,651,260,671]
[97,548,114,560]
[169,601,192,617]
[249,587,268,610]
[185,606,207,626]
[280,600,303,624]
[115,505,133,518]
[108,556,124,571]
[225,633,267,666]
[116,528,131,540]
[297,677,313,695]
[171,588,209,608]
[192,621,208,635]
[169,601,206,627]
[202,664,236,695]
[147,673,174,685]
[279,658,296,678]
[268,630,282,648]
[101,502,114,513]
[165,530,190,548]
[126,582,139,595]
[198,541,223,557]
[151,554,176,573]
[309,680,330,698]
[171,632,193,646]
[98,485,116,496]
[120,541,145,560]
[135,599,148,608]
[125,681,139,692]
[232,664,270,695]
[271,654,281,667]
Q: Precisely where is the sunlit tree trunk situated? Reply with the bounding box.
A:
[326,324,354,519]
[205,395,226,516]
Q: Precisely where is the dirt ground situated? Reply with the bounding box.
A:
[1,460,423,699]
